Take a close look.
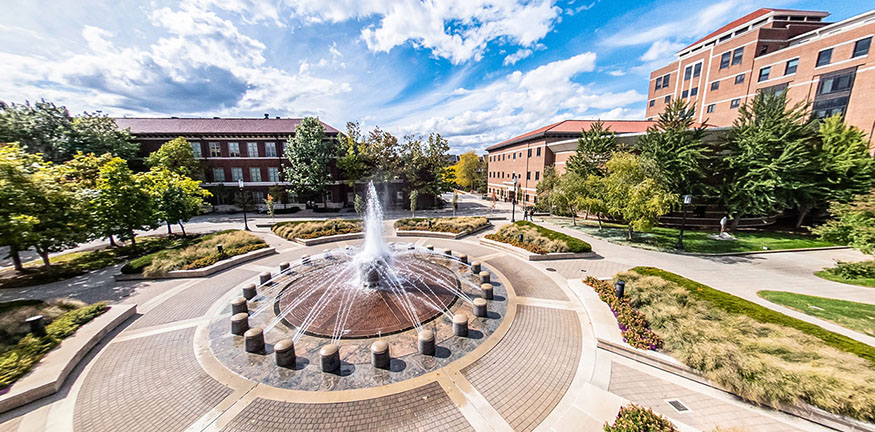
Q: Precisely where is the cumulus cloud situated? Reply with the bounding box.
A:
[639,39,685,62]
[503,48,533,65]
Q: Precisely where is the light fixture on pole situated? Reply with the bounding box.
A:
[511,174,518,223]
[238,178,250,231]
[676,194,692,250]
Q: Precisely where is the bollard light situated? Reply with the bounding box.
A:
[334,222,338,232]
[518,233,524,243]
[217,244,224,255]
[615,280,625,299]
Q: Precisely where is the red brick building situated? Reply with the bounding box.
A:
[646,8,875,144]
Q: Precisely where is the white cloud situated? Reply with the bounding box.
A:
[503,48,532,65]
[639,39,685,62]
[605,0,751,47]
[608,69,625,77]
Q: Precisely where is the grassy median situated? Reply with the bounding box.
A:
[758,290,875,337]
[122,230,266,276]
[272,219,362,240]
[394,216,489,234]
[486,221,591,254]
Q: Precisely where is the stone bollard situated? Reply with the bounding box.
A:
[458,254,468,264]
[279,262,290,273]
[479,271,490,284]
[471,261,481,274]
[418,330,435,355]
[259,271,272,285]
[25,315,46,337]
[320,344,340,373]
[443,248,452,256]
[425,245,434,251]
[242,283,257,300]
[480,283,494,300]
[231,313,249,335]
[231,297,248,315]
[473,298,488,317]
[275,338,296,368]
[452,313,468,337]
[244,327,265,353]
[370,340,390,369]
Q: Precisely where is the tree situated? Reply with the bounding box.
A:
[400,133,452,203]
[409,189,419,217]
[336,121,371,185]
[566,120,618,178]
[143,168,210,235]
[30,163,92,265]
[235,190,257,213]
[552,172,588,225]
[283,117,332,206]
[0,144,46,271]
[602,153,676,240]
[635,99,710,195]
[814,190,875,254]
[452,151,481,189]
[264,194,275,221]
[720,90,817,230]
[69,113,137,161]
[145,136,202,179]
[475,157,488,193]
[354,194,365,215]
[363,127,402,181]
[269,184,288,209]
[535,166,560,213]
[93,158,159,245]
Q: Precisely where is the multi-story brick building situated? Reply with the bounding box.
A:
[484,120,657,205]
[646,8,875,143]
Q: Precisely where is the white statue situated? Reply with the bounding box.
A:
[720,216,728,234]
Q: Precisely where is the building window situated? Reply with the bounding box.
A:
[536,147,541,156]
[535,171,540,180]
[785,58,798,75]
[758,66,771,82]
[816,48,832,67]
[526,171,531,180]
[655,76,662,89]
[249,167,262,182]
[268,167,279,182]
[818,69,855,95]
[734,74,745,84]
[690,87,698,97]
[209,142,221,157]
[760,82,788,96]
[252,191,264,203]
[681,89,689,99]
[710,81,719,91]
[684,65,692,81]
[212,168,225,182]
[649,99,655,107]
[247,142,258,157]
[265,142,277,157]
[693,63,701,78]
[527,148,532,157]
[813,96,850,118]
[731,47,743,65]
[664,95,671,103]
[853,37,871,58]
[662,73,670,88]
[191,142,202,158]
[730,98,740,109]
[719,52,731,69]
[706,104,715,113]
[231,167,243,182]
[228,142,240,157]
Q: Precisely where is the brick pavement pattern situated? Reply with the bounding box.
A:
[462,305,581,432]
[73,328,232,432]
[485,256,569,301]
[608,362,800,432]
[221,381,472,431]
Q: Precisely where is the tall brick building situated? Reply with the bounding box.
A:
[646,8,875,143]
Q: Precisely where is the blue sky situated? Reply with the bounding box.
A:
[0,0,865,154]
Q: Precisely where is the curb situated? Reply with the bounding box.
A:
[293,232,364,246]
[0,303,137,414]
[114,247,276,280]
[394,223,492,240]
[479,237,596,261]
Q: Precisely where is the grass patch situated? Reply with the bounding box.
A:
[272,219,362,240]
[815,270,875,288]
[548,217,836,254]
[758,291,875,337]
[394,217,489,234]
[0,301,107,389]
[603,404,678,432]
[0,236,188,289]
[621,267,875,422]
[124,230,267,276]
[485,221,591,254]
[815,260,875,288]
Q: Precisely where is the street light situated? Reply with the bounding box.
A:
[510,174,518,222]
[676,194,692,250]
[239,179,250,231]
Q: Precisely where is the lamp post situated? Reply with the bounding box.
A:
[676,194,692,250]
[239,179,250,231]
[510,174,518,222]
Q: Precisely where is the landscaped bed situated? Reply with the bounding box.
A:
[272,219,362,240]
[603,404,678,432]
[758,291,875,337]
[485,221,591,254]
[121,230,267,277]
[394,217,489,234]
[815,260,875,288]
[548,217,837,254]
[0,300,107,389]
[601,267,875,422]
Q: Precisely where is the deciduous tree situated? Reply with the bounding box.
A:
[283,117,332,206]
[93,158,159,245]
[602,153,676,240]
[814,190,875,254]
[452,151,481,190]
[145,136,202,179]
[143,168,210,235]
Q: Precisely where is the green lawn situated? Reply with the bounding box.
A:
[759,290,875,337]
[547,217,836,254]
[815,270,875,289]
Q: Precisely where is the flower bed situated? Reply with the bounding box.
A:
[272,219,362,240]
[485,221,591,254]
[603,404,678,432]
[121,230,267,276]
[585,276,663,350]
[394,216,488,234]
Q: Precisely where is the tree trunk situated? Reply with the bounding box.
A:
[109,235,117,247]
[597,213,603,230]
[9,246,23,272]
[795,205,811,230]
[166,221,173,235]
[572,211,576,226]
[179,222,187,237]
[731,216,740,232]
[627,224,634,241]
[38,249,50,267]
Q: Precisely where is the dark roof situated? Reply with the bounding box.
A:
[113,117,340,135]
[486,120,658,152]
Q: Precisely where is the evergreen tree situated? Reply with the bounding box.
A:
[565,120,618,178]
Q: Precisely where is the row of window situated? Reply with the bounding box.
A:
[486,188,537,204]
[488,170,541,181]
[211,167,281,183]
[719,47,745,70]
[488,147,542,162]
[654,73,671,90]
[191,141,281,159]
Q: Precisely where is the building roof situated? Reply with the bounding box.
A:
[113,117,340,135]
[679,8,829,52]
[486,120,658,152]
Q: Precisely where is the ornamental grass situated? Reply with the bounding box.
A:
[394,216,489,233]
[272,219,362,240]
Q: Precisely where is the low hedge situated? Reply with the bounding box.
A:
[603,404,677,432]
[632,266,875,365]
[0,302,107,389]
[394,217,489,234]
[272,219,362,240]
[586,276,663,350]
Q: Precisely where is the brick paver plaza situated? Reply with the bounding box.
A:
[0,221,855,432]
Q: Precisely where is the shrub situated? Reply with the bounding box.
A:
[133,230,266,276]
[486,221,591,254]
[824,260,875,279]
[394,217,488,234]
[0,299,86,349]
[603,404,678,432]
[622,268,875,422]
[272,219,362,240]
[0,302,107,389]
[586,276,663,350]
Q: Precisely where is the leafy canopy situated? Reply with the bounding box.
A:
[565,120,618,178]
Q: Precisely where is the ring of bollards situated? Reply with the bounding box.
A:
[480,283,494,300]
[275,338,296,367]
[231,312,249,335]
[244,327,265,353]
[370,340,390,369]
[231,297,248,315]
[418,330,435,355]
[473,298,488,317]
[471,261,481,274]
[452,313,469,337]
[458,253,468,264]
[479,271,490,284]
[242,283,257,300]
[320,344,341,373]
[259,271,272,285]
